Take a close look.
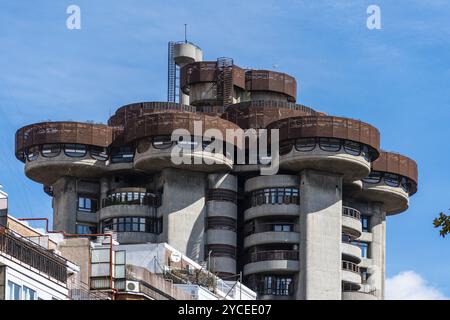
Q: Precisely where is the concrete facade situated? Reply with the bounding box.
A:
[14,42,418,300]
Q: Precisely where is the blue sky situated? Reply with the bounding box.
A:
[0,0,449,297]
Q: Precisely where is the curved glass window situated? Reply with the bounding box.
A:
[137,138,151,154]
[279,141,293,155]
[363,172,382,184]
[295,138,316,152]
[64,144,87,157]
[202,137,215,151]
[102,216,162,234]
[319,138,341,152]
[152,136,173,149]
[177,138,198,150]
[90,147,108,161]
[254,275,294,296]
[401,178,411,193]
[361,145,370,161]
[384,173,401,187]
[110,146,134,163]
[27,146,40,161]
[249,188,299,207]
[343,140,361,156]
[102,190,160,208]
[41,144,61,158]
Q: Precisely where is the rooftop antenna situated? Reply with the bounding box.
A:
[184,24,187,43]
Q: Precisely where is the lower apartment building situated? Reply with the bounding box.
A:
[0,216,81,300]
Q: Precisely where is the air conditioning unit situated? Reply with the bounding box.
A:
[125,280,140,293]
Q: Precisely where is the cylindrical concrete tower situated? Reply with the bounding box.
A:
[173,42,203,105]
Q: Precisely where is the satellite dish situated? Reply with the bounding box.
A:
[171,251,182,263]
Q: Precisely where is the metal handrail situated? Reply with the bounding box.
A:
[342,206,361,221]
[246,250,299,264]
[342,260,360,274]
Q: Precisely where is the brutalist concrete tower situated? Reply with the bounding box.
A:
[15,45,418,300]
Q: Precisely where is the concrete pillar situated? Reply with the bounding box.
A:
[99,176,110,205]
[52,177,78,234]
[158,168,207,262]
[297,170,342,300]
[368,202,386,299]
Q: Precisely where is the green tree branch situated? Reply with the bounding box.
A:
[433,212,450,237]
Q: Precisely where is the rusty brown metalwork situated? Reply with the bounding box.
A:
[15,122,113,160]
[180,61,219,94]
[108,102,196,127]
[372,151,418,193]
[267,115,380,153]
[222,100,319,129]
[245,70,297,102]
[124,112,241,144]
[179,62,297,102]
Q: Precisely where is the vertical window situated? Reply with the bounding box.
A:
[64,144,87,157]
[353,241,370,258]
[361,215,370,232]
[78,195,98,213]
[76,224,97,235]
[360,268,370,284]
[7,281,22,300]
[23,286,37,300]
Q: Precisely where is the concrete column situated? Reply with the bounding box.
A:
[368,202,386,299]
[158,168,207,263]
[297,170,342,300]
[52,177,78,233]
[99,176,110,204]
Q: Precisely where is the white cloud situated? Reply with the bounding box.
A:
[386,271,448,300]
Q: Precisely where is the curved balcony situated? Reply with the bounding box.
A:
[342,290,378,300]
[209,256,236,276]
[133,137,234,173]
[124,112,239,173]
[244,223,300,248]
[243,250,299,276]
[101,188,160,208]
[266,116,381,181]
[15,122,112,185]
[207,229,237,247]
[23,144,109,185]
[353,151,418,215]
[206,201,237,220]
[342,261,362,287]
[222,100,317,130]
[244,203,300,221]
[342,206,362,238]
[99,188,159,222]
[341,242,362,264]
[244,175,299,193]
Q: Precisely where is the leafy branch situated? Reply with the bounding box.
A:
[433,212,450,237]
